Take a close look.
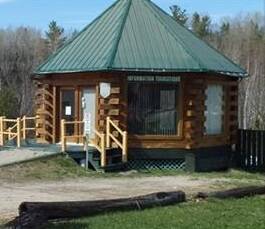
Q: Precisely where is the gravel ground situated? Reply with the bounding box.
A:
[0,176,222,221]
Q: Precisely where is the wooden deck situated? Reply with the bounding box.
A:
[0,139,126,172]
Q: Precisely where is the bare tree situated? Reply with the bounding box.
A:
[0,27,47,116]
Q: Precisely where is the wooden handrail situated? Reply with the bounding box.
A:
[106,117,128,163]
[64,121,84,125]
[108,118,124,135]
[89,130,106,167]
[9,123,18,132]
[60,119,85,152]
[61,119,66,152]
[61,119,107,167]
[109,133,123,149]
[0,117,21,147]
[16,118,21,147]
[3,119,17,123]
[0,116,39,147]
[64,135,84,138]
[7,122,18,141]
[0,116,3,146]
[22,116,39,140]
[23,117,38,120]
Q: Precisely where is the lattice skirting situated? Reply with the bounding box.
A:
[127,159,186,171]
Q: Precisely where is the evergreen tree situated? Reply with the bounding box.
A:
[0,88,18,118]
[249,20,263,40]
[192,12,212,38]
[220,22,230,36]
[170,5,188,26]
[192,12,200,32]
[45,20,65,53]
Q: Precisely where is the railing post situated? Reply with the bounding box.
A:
[106,117,110,148]
[83,135,87,152]
[101,133,106,167]
[61,119,66,152]
[17,118,21,148]
[35,115,39,138]
[122,131,128,163]
[22,115,26,140]
[2,116,6,144]
[85,134,89,170]
[8,127,11,141]
[0,117,3,146]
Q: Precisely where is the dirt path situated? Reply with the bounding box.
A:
[0,175,221,221]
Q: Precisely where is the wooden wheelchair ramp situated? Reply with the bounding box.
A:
[0,116,60,167]
[0,139,61,167]
[0,115,128,172]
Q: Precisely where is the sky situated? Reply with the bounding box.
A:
[0,0,264,31]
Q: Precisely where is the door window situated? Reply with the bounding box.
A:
[61,89,75,136]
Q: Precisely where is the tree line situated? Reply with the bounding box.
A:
[0,6,264,129]
[0,21,65,117]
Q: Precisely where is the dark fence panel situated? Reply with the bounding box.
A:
[236,129,265,171]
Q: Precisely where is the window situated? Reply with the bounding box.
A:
[128,79,180,136]
[205,84,224,135]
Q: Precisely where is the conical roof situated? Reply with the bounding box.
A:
[36,0,247,77]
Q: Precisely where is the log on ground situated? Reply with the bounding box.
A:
[196,186,265,199]
[16,191,186,228]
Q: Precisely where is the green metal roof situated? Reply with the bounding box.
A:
[36,0,247,77]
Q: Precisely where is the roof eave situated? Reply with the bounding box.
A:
[34,67,248,78]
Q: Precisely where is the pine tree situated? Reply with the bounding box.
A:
[220,22,230,36]
[45,20,65,53]
[170,5,188,26]
[192,12,211,38]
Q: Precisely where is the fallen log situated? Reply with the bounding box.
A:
[15,191,186,228]
[196,186,265,199]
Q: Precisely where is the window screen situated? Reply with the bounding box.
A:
[128,82,180,135]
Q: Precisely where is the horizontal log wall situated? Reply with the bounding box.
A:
[98,77,127,133]
[35,83,56,144]
[36,72,127,142]
[128,74,238,150]
[35,72,238,150]
[182,78,205,149]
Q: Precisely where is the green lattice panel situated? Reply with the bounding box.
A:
[127,159,185,171]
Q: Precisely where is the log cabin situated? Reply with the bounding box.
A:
[34,0,248,172]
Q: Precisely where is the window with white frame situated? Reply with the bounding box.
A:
[205,84,224,135]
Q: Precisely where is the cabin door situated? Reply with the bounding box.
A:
[60,88,79,143]
[82,88,96,139]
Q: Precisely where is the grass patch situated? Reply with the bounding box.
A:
[0,155,98,183]
[0,154,264,186]
[139,168,265,181]
[48,196,265,229]
[192,169,265,181]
